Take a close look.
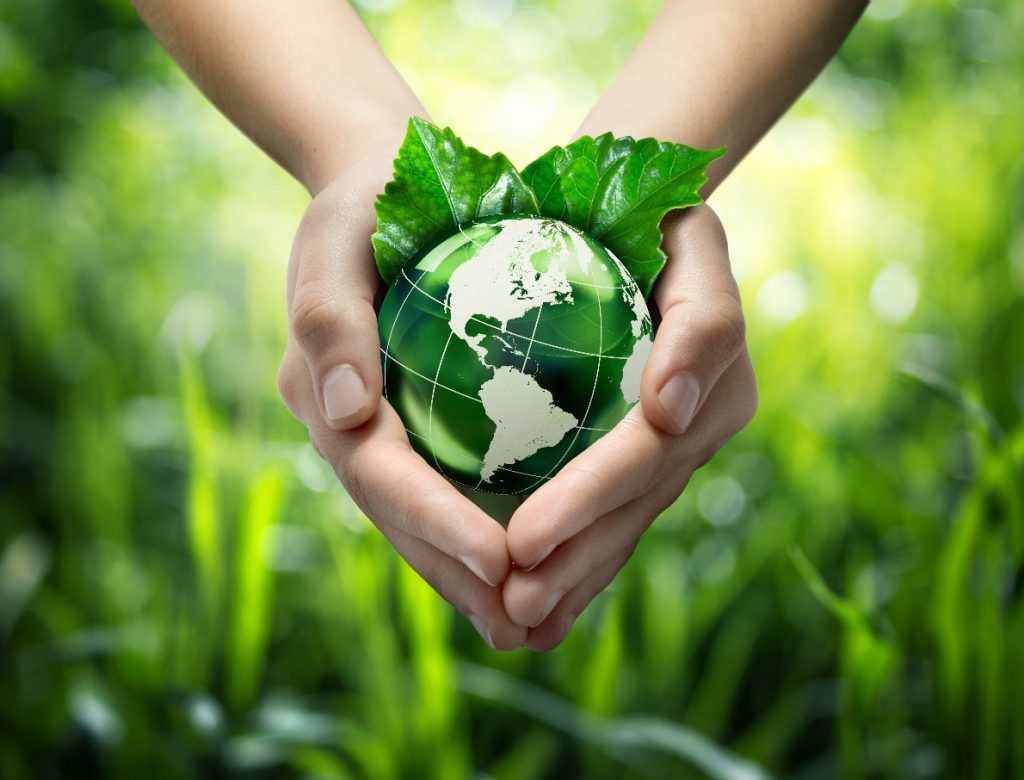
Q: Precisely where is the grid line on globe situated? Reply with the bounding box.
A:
[378,216,654,495]
[395,270,635,362]
[514,247,603,494]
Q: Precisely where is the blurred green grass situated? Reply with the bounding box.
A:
[2,0,1023,777]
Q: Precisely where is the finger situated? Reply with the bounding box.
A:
[681,347,758,467]
[506,349,756,572]
[380,524,526,651]
[505,405,667,569]
[277,338,313,425]
[641,205,746,435]
[288,189,384,430]
[339,417,512,587]
[518,353,760,650]
[281,338,512,587]
[503,488,668,628]
[523,544,636,652]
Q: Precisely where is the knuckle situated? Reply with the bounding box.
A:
[397,502,428,542]
[661,293,746,367]
[706,294,746,354]
[339,460,371,512]
[614,410,649,440]
[289,291,342,352]
[604,417,661,489]
[728,355,759,434]
[386,470,433,540]
[564,463,602,493]
[276,358,302,415]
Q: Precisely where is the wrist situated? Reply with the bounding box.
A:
[300,98,427,195]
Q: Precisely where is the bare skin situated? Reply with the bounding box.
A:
[576,0,869,190]
[133,0,866,650]
[503,0,868,648]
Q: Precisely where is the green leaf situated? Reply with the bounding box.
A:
[372,117,539,284]
[522,134,725,297]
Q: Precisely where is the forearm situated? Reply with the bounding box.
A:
[133,0,426,193]
[576,0,867,193]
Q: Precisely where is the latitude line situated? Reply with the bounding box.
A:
[385,349,613,429]
[388,251,628,492]
[380,348,483,402]
[385,348,607,438]
[399,269,632,361]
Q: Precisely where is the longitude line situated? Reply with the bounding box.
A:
[379,349,483,403]
[383,269,426,398]
[427,331,456,478]
[520,257,604,493]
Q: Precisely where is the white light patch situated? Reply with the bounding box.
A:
[454,0,514,29]
[757,271,808,323]
[869,262,919,324]
[351,0,404,12]
[866,0,907,21]
[493,74,560,147]
[698,475,746,527]
[773,117,838,169]
[160,292,217,353]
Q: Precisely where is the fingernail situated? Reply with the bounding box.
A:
[468,614,494,648]
[532,590,563,627]
[459,554,497,586]
[523,543,556,572]
[323,364,366,420]
[658,371,701,433]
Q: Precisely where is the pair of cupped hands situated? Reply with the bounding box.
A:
[277,132,758,651]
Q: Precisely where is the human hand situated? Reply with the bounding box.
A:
[276,144,526,650]
[501,205,757,650]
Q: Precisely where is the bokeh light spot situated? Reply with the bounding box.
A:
[698,475,747,527]
[454,0,515,30]
[757,270,808,323]
[492,74,561,149]
[869,262,919,324]
[866,0,907,20]
[773,117,838,169]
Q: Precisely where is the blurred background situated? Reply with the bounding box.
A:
[1,0,1023,777]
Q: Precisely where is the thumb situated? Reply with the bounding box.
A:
[288,190,384,431]
[640,205,746,435]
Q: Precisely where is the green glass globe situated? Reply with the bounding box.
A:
[378,215,653,495]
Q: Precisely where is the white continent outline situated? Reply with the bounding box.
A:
[422,217,653,486]
[478,367,578,483]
